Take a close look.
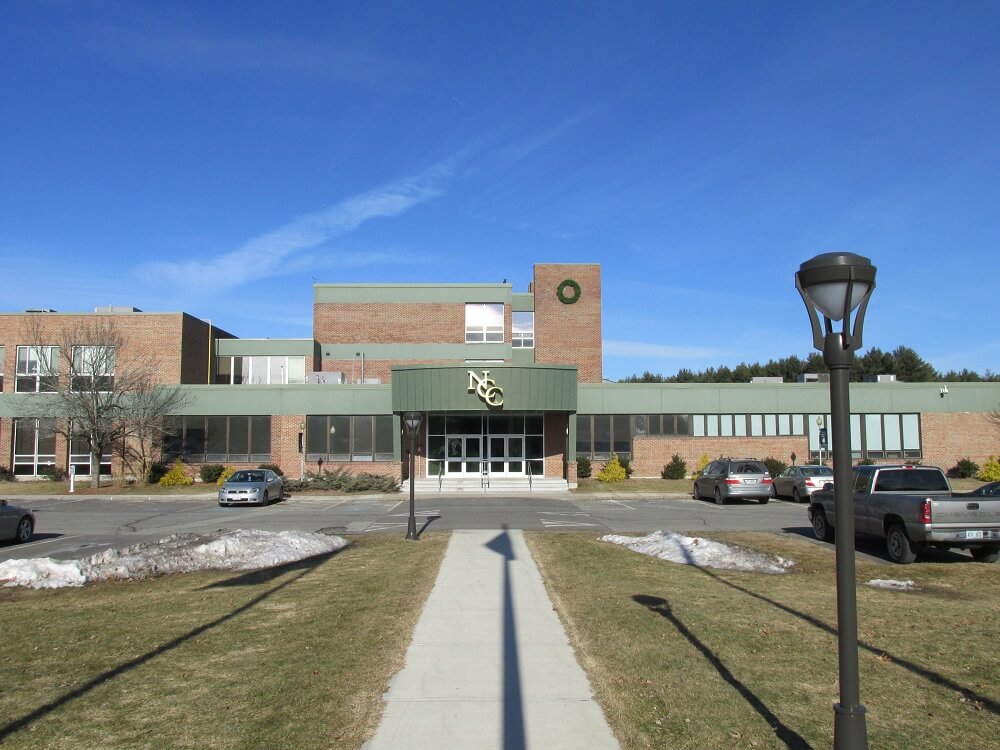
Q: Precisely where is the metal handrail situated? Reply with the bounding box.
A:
[481,460,489,489]
[527,460,533,491]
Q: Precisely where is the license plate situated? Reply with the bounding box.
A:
[966,530,984,540]
[743,479,757,484]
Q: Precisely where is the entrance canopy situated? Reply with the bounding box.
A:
[391,364,578,414]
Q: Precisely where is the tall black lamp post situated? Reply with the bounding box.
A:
[403,411,423,541]
[796,252,876,750]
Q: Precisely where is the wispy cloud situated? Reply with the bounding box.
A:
[604,340,729,360]
[139,166,449,292]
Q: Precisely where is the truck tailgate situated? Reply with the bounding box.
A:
[931,497,1000,527]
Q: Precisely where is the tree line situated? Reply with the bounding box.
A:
[621,346,999,384]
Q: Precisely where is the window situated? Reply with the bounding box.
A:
[511,312,534,348]
[465,303,504,343]
[214,355,306,384]
[16,345,58,392]
[306,415,396,461]
[0,345,5,390]
[72,345,115,392]
[69,429,112,477]
[162,416,271,462]
[13,418,57,476]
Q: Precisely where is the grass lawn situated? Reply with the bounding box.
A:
[0,533,447,750]
[527,531,1000,749]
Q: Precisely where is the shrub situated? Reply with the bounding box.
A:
[158,460,193,486]
[597,454,627,483]
[0,465,14,482]
[979,456,1000,482]
[696,453,711,473]
[857,458,876,466]
[948,458,980,479]
[617,455,635,478]
[147,462,169,484]
[39,465,68,481]
[217,466,237,485]
[199,464,226,483]
[661,454,687,480]
[284,469,400,494]
[577,455,592,479]
[258,463,284,476]
[763,457,787,479]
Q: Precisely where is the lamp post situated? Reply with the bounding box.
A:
[796,252,876,750]
[403,412,423,541]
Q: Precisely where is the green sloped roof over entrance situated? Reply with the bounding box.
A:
[391,364,577,413]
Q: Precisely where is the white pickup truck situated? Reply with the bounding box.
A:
[808,464,1000,564]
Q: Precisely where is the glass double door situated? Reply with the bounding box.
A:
[445,434,524,476]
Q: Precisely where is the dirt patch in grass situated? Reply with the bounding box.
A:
[527,530,1000,749]
[0,533,447,750]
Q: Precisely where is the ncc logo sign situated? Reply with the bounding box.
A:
[468,370,503,408]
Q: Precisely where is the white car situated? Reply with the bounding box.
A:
[771,465,834,502]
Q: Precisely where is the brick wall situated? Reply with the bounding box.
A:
[631,435,810,478]
[532,264,602,383]
[543,413,571,478]
[315,302,467,344]
[920,412,998,468]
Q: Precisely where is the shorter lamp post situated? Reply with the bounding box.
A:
[403,412,423,541]
[796,251,876,750]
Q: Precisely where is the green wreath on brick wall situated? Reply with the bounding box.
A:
[556,278,582,304]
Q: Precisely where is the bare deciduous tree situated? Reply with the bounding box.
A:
[21,317,190,487]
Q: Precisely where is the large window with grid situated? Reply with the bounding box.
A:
[465,303,504,343]
[13,417,57,476]
[215,355,306,384]
[306,415,396,462]
[162,416,272,462]
[72,346,115,392]
[16,345,59,393]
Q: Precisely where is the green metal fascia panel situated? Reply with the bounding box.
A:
[314,284,512,304]
[391,364,577,412]
[577,382,1000,414]
[216,339,316,356]
[168,385,393,416]
[512,293,534,312]
[320,343,511,360]
[512,348,535,366]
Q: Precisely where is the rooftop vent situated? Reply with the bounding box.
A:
[863,374,897,383]
[750,376,783,384]
[24,308,57,313]
[95,305,142,313]
[798,373,830,383]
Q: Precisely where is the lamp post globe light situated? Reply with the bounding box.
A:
[796,252,876,750]
[403,412,423,541]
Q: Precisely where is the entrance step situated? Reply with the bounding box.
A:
[413,477,569,493]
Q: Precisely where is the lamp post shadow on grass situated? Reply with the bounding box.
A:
[633,594,814,750]
[687,564,1000,715]
[486,527,526,750]
[0,549,345,743]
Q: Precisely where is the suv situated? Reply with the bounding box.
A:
[694,459,772,505]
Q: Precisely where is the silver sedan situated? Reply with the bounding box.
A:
[218,469,284,506]
[771,465,834,502]
[0,499,35,543]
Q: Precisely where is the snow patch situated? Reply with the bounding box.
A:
[601,530,794,574]
[0,529,350,589]
[866,578,918,591]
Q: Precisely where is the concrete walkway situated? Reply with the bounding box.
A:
[364,529,619,750]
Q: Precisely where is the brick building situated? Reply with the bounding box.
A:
[1,264,998,489]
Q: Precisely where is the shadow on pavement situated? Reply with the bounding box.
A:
[486,526,526,750]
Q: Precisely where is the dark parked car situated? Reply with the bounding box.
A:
[0,499,35,543]
[771,465,834,502]
[218,469,283,506]
[957,481,1000,497]
[693,459,772,505]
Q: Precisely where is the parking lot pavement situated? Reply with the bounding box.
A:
[0,491,831,564]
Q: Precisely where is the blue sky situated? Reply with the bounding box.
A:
[2,1,998,381]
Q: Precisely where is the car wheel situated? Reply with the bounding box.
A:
[262,490,269,505]
[692,483,701,500]
[811,508,834,542]
[792,488,802,503]
[15,516,34,543]
[714,487,726,505]
[758,495,769,504]
[886,523,917,564]
[770,483,778,499]
[970,545,1000,563]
